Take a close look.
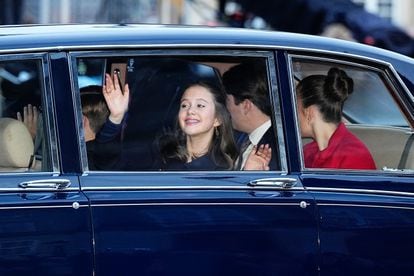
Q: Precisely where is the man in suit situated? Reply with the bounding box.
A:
[222,61,280,170]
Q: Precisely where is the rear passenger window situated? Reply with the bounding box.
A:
[74,53,283,172]
[0,58,52,172]
[291,56,414,172]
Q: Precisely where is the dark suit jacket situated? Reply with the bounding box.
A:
[257,127,280,171]
[236,127,280,171]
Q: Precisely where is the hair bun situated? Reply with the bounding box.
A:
[323,67,354,103]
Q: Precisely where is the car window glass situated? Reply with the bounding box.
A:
[0,59,51,172]
[292,57,413,172]
[76,55,281,172]
[293,59,408,127]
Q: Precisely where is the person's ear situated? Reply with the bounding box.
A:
[213,119,220,127]
[83,115,90,129]
[242,99,252,115]
[213,115,222,127]
[307,105,318,124]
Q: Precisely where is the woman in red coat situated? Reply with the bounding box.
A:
[296,67,376,170]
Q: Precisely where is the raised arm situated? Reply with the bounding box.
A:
[103,73,130,124]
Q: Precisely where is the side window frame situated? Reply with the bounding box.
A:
[287,52,414,174]
[69,49,288,174]
[384,65,414,127]
[0,53,58,175]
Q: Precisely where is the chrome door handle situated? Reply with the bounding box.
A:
[19,179,71,189]
[248,178,297,188]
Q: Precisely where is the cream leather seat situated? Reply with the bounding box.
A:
[0,117,34,171]
[348,124,414,170]
[302,124,414,171]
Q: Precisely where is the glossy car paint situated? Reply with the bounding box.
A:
[0,48,93,274]
[0,24,412,275]
[81,173,318,275]
[302,174,414,275]
[0,175,92,276]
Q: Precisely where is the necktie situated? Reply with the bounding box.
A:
[236,136,251,170]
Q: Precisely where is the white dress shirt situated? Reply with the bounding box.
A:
[240,120,271,169]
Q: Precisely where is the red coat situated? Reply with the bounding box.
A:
[304,123,376,170]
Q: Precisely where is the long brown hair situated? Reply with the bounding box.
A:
[159,81,238,169]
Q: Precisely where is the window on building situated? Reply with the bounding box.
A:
[377,0,392,21]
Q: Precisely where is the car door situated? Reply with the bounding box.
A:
[73,50,320,276]
[288,53,414,275]
[0,53,93,275]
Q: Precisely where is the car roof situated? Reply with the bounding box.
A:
[0,24,413,94]
[0,24,409,58]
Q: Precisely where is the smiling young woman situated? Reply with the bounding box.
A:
[158,81,238,170]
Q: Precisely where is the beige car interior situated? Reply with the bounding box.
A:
[0,117,36,172]
[348,125,414,170]
[302,124,414,171]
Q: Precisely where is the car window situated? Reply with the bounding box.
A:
[291,56,414,172]
[74,53,283,172]
[292,59,408,127]
[0,58,52,172]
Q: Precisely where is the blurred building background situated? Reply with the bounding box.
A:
[0,0,413,56]
[355,0,414,36]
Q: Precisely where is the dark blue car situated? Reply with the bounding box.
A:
[0,24,413,276]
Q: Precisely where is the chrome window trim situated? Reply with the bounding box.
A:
[287,54,414,174]
[69,49,288,174]
[43,54,60,173]
[386,65,414,122]
[0,203,88,210]
[80,185,306,191]
[90,202,310,208]
[0,53,59,174]
[388,64,414,104]
[68,53,89,171]
[318,203,414,211]
[307,186,414,197]
[81,170,288,176]
[0,42,411,65]
[0,171,60,177]
[69,49,277,59]
[288,53,389,73]
[267,52,287,172]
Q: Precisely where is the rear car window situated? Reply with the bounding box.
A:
[291,56,414,172]
[74,53,283,172]
[0,58,52,173]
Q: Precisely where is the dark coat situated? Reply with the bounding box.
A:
[86,139,121,171]
[257,127,280,171]
[161,154,227,171]
[87,120,123,171]
[236,127,280,171]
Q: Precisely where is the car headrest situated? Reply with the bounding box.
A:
[0,117,34,168]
